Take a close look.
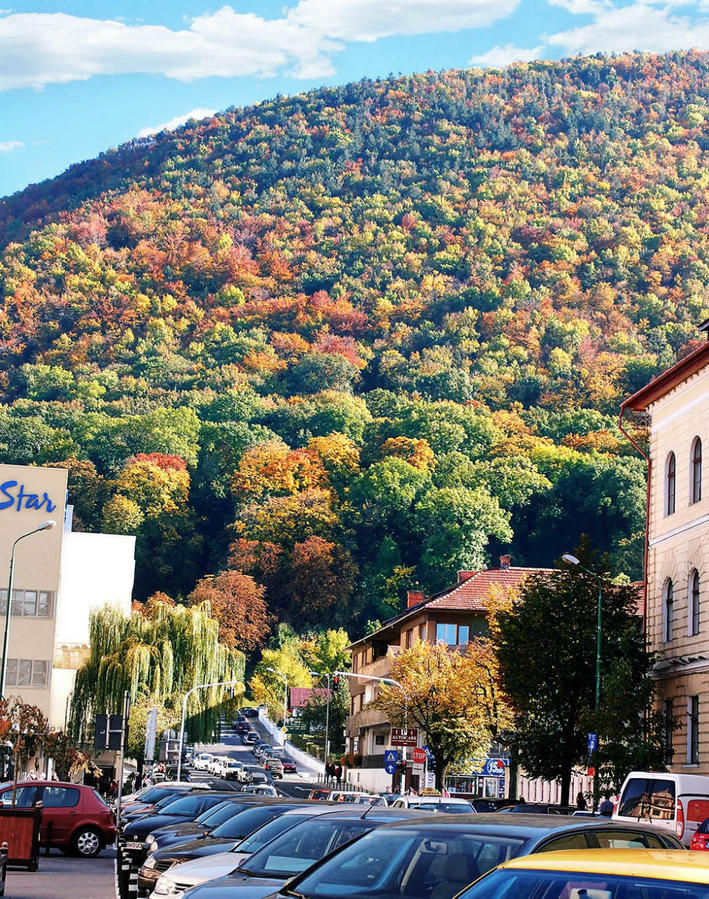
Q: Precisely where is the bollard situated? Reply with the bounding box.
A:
[0,841,7,898]
[128,867,139,896]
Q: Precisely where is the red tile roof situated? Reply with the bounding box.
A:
[420,566,551,612]
[349,564,551,647]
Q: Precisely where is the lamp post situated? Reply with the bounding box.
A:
[176,678,242,781]
[1,520,56,699]
[266,668,288,745]
[309,670,331,761]
[563,552,603,809]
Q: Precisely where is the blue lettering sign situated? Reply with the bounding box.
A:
[0,480,57,514]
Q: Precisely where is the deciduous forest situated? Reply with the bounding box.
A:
[0,51,707,646]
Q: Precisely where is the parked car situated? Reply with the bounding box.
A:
[140,801,307,894]
[122,788,213,825]
[144,799,258,853]
[149,804,341,896]
[241,707,259,717]
[220,759,244,781]
[0,780,116,858]
[121,792,235,865]
[169,808,429,899]
[264,758,284,779]
[499,802,575,814]
[243,732,259,745]
[263,813,685,899]
[390,796,475,813]
[192,754,213,772]
[281,758,296,774]
[613,770,709,846]
[307,788,331,801]
[239,784,278,797]
[454,849,707,898]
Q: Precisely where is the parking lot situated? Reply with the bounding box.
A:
[6,846,116,898]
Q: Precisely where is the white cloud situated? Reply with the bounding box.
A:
[137,108,217,138]
[547,2,709,54]
[469,43,543,65]
[0,139,23,152]
[0,1,523,91]
[546,0,609,14]
[0,7,340,91]
[288,0,520,42]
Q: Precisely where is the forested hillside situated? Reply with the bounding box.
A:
[0,51,707,639]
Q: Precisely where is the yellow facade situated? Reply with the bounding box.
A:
[624,340,709,772]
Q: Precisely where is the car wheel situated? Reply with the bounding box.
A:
[72,827,103,858]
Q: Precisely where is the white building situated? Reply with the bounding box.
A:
[0,463,135,729]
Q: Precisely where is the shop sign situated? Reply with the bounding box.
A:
[0,480,57,513]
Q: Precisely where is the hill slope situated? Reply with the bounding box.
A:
[0,51,707,632]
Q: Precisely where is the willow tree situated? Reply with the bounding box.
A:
[69,599,245,747]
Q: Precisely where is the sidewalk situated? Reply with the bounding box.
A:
[6,847,115,898]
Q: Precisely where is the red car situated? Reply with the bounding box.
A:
[691,818,709,850]
[0,780,116,857]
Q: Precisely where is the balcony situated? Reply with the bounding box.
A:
[346,707,390,734]
[357,653,395,680]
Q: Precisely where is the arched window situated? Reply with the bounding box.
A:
[666,453,676,516]
[664,579,674,642]
[691,570,701,637]
[691,438,702,505]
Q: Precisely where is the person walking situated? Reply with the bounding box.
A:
[335,764,342,787]
[599,792,614,816]
[576,791,587,811]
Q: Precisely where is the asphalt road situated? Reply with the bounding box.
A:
[6,846,116,898]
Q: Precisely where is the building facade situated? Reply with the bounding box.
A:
[0,463,135,729]
[621,323,709,773]
[345,556,550,794]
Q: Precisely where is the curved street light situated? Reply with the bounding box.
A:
[1,520,57,698]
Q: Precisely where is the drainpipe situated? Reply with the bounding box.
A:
[618,405,651,644]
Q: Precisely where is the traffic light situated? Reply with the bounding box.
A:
[396,759,407,774]
[332,675,340,688]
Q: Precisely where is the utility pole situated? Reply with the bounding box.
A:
[309,670,331,761]
[114,690,129,827]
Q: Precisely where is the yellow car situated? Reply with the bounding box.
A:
[455,849,709,898]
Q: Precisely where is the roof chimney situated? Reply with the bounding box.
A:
[499,554,511,570]
[457,570,476,584]
[407,589,424,608]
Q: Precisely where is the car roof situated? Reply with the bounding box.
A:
[500,849,709,882]
[2,780,87,789]
[376,812,680,838]
[311,807,434,823]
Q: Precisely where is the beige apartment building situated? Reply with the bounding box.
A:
[0,463,135,729]
[621,321,709,771]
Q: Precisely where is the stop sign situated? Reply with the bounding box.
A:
[411,748,426,764]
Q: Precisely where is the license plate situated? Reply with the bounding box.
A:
[124,841,143,850]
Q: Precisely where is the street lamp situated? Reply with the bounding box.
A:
[309,670,331,761]
[1,520,56,698]
[266,668,288,744]
[563,552,603,809]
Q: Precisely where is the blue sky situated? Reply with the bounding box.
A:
[1,0,707,198]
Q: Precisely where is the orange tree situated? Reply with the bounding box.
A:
[371,640,510,791]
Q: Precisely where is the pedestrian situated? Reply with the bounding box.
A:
[335,764,342,786]
[576,791,587,811]
[26,767,37,781]
[599,792,614,816]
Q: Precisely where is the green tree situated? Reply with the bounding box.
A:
[495,563,663,806]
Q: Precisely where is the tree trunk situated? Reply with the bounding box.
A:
[433,754,447,792]
[507,746,518,800]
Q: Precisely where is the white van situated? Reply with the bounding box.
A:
[613,770,709,846]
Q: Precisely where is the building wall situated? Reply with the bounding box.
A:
[646,363,708,772]
[0,465,136,729]
[0,464,67,720]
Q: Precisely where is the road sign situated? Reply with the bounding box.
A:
[411,747,426,764]
[391,727,418,747]
[384,760,397,775]
[384,749,398,764]
[144,707,158,762]
[412,763,424,776]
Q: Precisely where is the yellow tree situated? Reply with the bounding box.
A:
[372,641,507,791]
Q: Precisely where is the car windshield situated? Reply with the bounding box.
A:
[212,804,292,840]
[456,868,709,899]
[241,817,373,878]
[235,813,312,854]
[196,802,244,826]
[157,794,220,816]
[139,788,177,803]
[410,802,472,813]
[292,828,525,899]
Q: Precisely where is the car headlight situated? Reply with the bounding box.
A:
[154,875,176,896]
[144,855,156,869]
[150,840,159,852]
[147,833,155,842]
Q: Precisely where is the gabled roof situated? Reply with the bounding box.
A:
[349,565,551,648]
[621,340,709,412]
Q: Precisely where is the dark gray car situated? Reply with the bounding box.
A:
[262,813,686,899]
[181,809,431,899]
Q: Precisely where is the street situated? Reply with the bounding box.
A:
[5,716,321,897]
